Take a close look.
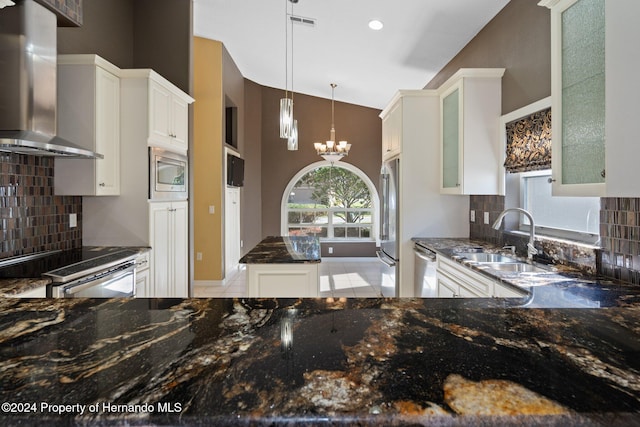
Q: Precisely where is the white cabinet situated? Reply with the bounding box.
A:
[246,263,319,297]
[149,201,188,297]
[225,185,241,279]
[438,68,505,195]
[381,100,402,159]
[146,76,192,152]
[55,55,121,196]
[134,250,150,298]
[120,69,193,154]
[540,0,640,197]
[436,255,493,298]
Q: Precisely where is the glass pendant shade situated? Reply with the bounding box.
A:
[287,120,298,151]
[280,98,293,138]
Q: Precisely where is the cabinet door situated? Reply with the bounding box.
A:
[440,85,462,194]
[382,101,402,159]
[171,96,189,150]
[437,271,458,297]
[149,81,172,146]
[135,269,150,298]
[171,201,189,297]
[95,67,121,195]
[149,202,172,297]
[549,0,606,196]
[225,187,241,279]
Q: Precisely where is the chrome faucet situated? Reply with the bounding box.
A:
[492,208,538,259]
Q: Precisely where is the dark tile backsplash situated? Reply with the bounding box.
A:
[600,198,640,285]
[0,152,81,259]
[471,195,640,284]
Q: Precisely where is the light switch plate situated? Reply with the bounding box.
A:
[209,205,215,214]
[470,210,476,222]
[69,213,77,228]
[484,212,490,225]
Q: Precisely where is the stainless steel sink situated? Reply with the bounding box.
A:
[456,252,517,263]
[481,262,547,273]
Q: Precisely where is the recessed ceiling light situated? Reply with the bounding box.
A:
[368,19,383,31]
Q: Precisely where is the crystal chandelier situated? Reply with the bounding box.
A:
[314,84,351,162]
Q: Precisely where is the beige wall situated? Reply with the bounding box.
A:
[425,0,550,114]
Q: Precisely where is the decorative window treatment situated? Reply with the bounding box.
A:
[504,108,552,173]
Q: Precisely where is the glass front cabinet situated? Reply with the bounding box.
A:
[541,0,640,197]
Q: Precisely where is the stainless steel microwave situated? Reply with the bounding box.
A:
[149,147,188,200]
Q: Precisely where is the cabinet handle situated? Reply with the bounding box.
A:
[600,169,606,178]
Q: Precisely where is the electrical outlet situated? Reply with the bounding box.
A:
[208,205,215,214]
[69,213,77,228]
[470,210,476,222]
[328,247,333,254]
[196,252,203,261]
[484,212,490,225]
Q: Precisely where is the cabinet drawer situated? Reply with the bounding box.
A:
[436,256,494,297]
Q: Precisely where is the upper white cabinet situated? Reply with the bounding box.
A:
[381,100,402,159]
[55,55,121,196]
[120,69,194,153]
[541,0,640,197]
[437,68,505,195]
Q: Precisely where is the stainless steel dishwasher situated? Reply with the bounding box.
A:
[413,243,437,297]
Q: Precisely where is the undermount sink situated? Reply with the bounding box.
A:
[456,252,517,263]
[481,262,548,273]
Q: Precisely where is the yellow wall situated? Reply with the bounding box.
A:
[193,37,223,280]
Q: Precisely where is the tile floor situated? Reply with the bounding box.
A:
[193,257,390,298]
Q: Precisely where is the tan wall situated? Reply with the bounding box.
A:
[425,0,551,114]
[259,86,382,244]
[193,38,224,280]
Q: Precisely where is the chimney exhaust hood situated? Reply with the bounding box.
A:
[0,0,103,159]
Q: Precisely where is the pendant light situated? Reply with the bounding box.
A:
[279,0,296,141]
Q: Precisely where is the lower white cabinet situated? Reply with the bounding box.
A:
[149,201,188,297]
[134,250,151,298]
[435,255,527,298]
[10,285,47,298]
[246,263,319,298]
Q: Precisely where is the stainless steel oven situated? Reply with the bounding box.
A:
[45,250,138,298]
[149,147,188,200]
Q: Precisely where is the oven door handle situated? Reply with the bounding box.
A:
[63,264,135,296]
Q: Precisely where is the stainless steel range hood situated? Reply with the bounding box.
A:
[0,0,103,159]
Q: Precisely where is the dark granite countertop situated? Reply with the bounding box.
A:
[0,298,638,426]
[240,236,321,264]
[413,238,640,308]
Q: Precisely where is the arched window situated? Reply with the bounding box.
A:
[281,161,379,242]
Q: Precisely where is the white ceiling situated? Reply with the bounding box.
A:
[193,0,509,110]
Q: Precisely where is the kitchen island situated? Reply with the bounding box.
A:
[0,297,639,426]
[239,236,321,297]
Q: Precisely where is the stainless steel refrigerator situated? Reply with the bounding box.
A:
[377,158,399,297]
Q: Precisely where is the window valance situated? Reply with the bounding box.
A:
[504,108,552,173]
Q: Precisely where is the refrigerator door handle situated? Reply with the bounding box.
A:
[380,173,389,241]
[376,251,396,267]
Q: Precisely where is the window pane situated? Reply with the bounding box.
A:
[524,174,599,234]
[334,228,346,238]
[288,211,301,224]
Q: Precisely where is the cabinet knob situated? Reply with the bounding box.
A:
[600,169,606,178]
[99,182,105,187]
[547,177,556,184]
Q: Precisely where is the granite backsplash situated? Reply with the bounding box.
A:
[0,152,81,259]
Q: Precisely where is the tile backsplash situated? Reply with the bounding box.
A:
[600,198,640,285]
[0,152,81,259]
[471,195,640,285]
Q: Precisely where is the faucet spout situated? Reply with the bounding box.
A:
[492,208,538,259]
